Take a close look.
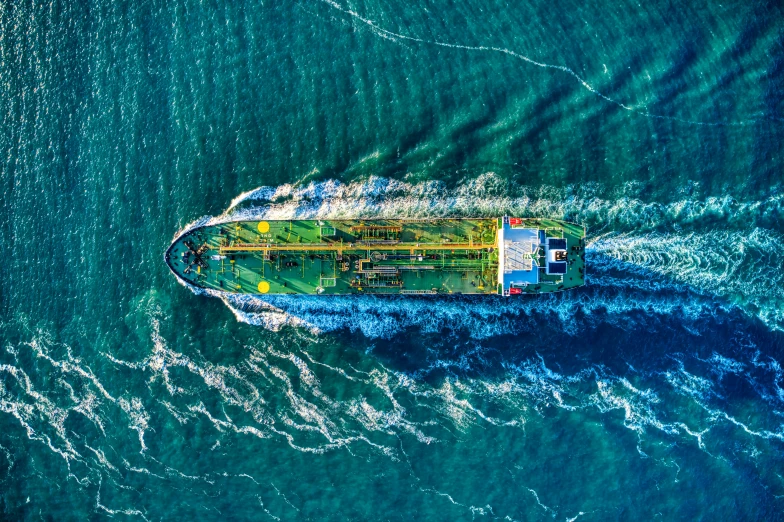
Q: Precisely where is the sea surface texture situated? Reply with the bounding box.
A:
[2,0,784,520]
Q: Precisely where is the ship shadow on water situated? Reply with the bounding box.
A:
[335,300,780,380]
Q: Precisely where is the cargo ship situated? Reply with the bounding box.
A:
[165,218,586,295]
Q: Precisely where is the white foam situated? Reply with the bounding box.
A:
[117,397,150,452]
[226,287,731,340]
[217,174,784,230]
[95,478,150,522]
[589,229,784,329]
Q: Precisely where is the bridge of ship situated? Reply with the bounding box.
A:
[497,217,586,294]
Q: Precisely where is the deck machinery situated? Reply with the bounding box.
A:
[165,218,586,295]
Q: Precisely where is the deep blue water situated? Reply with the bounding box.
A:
[2,0,784,520]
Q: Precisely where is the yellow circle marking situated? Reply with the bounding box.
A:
[257,221,270,234]
[257,281,270,293]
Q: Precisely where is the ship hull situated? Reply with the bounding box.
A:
[165,218,586,296]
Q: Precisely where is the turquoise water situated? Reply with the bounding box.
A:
[2,0,784,520]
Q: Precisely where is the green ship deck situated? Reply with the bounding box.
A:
[165,218,586,295]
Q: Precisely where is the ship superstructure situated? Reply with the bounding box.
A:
[165,218,585,295]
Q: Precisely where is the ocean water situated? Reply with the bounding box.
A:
[2,0,784,520]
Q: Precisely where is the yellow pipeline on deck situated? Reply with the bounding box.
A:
[219,243,496,253]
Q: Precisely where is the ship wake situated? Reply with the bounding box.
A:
[182,175,782,337]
